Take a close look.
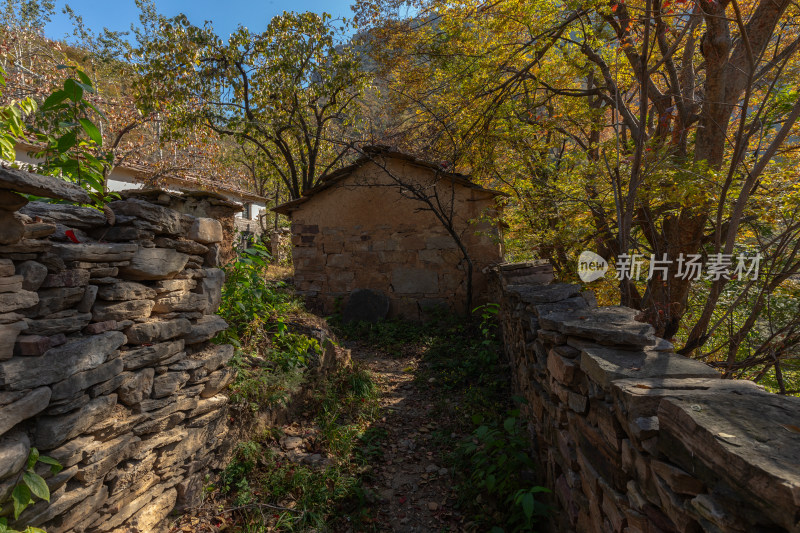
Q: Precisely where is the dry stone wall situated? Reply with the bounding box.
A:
[0,168,235,532]
[493,265,800,533]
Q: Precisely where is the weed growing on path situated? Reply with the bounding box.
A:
[334,306,551,532]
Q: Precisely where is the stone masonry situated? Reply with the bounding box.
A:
[493,265,800,533]
[0,167,234,532]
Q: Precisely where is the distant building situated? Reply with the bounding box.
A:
[274,147,505,319]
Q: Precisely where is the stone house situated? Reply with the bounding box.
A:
[273,148,505,319]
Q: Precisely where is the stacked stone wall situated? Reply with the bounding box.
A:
[493,265,800,533]
[0,168,234,532]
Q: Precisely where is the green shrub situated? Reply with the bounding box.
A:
[455,411,550,532]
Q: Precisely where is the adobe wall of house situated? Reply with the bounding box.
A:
[289,158,503,318]
[0,168,234,532]
[493,264,800,533]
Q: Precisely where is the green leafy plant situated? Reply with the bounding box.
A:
[27,67,115,206]
[456,411,549,531]
[0,448,63,533]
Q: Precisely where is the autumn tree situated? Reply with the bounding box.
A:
[135,11,371,199]
[356,0,800,390]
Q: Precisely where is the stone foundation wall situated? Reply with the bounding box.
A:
[493,266,800,533]
[0,168,235,532]
[292,221,501,319]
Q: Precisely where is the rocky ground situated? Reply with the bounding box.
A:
[344,342,468,532]
[169,336,478,533]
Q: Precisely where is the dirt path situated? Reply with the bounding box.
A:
[346,341,469,533]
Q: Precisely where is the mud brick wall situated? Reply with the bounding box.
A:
[493,266,800,533]
[284,157,503,319]
[0,168,235,533]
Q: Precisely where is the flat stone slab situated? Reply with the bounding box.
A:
[506,283,580,304]
[612,377,764,420]
[541,306,656,348]
[658,393,800,532]
[50,243,137,263]
[0,167,91,204]
[580,346,719,389]
[109,198,183,235]
[20,202,106,229]
[119,247,189,280]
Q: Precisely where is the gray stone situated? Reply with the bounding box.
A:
[659,393,800,532]
[0,331,125,390]
[117,368,155,406]
[201,367,235,398]
[152,291,208,314]
[40,269,90,288]
[199,268,225,313]
[173,344,234,373]
[12,479,103,529]
[580,346,720,389]
[90,225,153,242]
[122,340,185,370]
[33,287,85,316]
[44,393,90,415]
[119,247,189,280]
[47,483,107,533]
[152,371,190,398]
[154,236,209,255]
[342,288,390,323]
[97,281,157,301]
[153,278,196,294]
[0,289,38,313]
[127,488,177,532]
[24,312,91,335]
[49,242,137,262]
[0,167,90,203]
[188,217,223,244]
[204,243,221,267]
[34,394,117,449]
[0,275,22,294]
[392,268,438,294]
[77,284,98,313]
[92,299,155,322]
[50,358,124,402]
[0,430,29,480]
[541,306,656,348]
[183,315,228,344]
[124,318,192,345]
[506,283,581,304]
[48,436,95,468]
[109,198,183,234]
[22,222,56,239]
[0,321,26,360]
[0,210,25,244]
[19,201,106,229]
[76,433,142,483]
[0,387,51,438]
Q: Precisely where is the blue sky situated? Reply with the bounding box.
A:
[45,0,356,41]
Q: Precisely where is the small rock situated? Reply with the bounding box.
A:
[428,502,439,511]
[280,436,304,450]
